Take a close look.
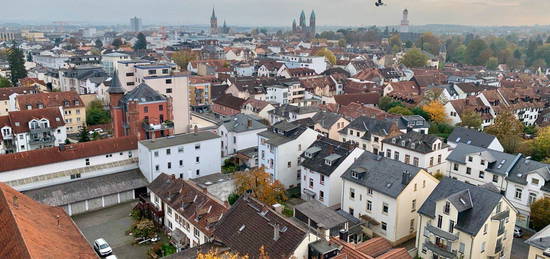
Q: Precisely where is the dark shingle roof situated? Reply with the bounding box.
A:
[447,127,499,149]
[382,131,445,154]
[257,121,310,146]
[311,111,342,129]
[341,152,422,198]
[120,83,165,104]
[300,137,356,176]
[417,178,504,236]
[139,131,220,150]
[446,143,519,176]
[341,116,396,139]
[219,114,267,133]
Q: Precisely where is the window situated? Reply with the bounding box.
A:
[155,165,159,171]
[481,159,485,165]
[178,146,184,153]
[444,201,450,214]
[386,149,391,157]
[154,151,159,157]
[466,167,471,175]
[350,188,355,199]
[528,192,537,205]
[438,154,442,164]
[454,163,459,171]
[126,72,134,77]
[85,158,90,165]
[449,220,455,233]
[414,184,417,191]
[159,105,164,111]
[148,70,157,75]
[532,178,540,185]
[367,188,373,195]
[479,171,485,179]
[481,241,485,253]
[349,207,354,216]
[287,161,291,168]
[459,243,465,253]
[381,222,387,231]
[167,162,171,169]
[430,157,434,167]
[166,148,171,155]
[196,156,200,163]
[437,215,443,228]
[394,151,399,160]
[515,188,522,199]
[483,224,487,234]
[367,200,372,211]
[162,69,169,74]
[195,144,200,150]
[493,175,499,183]
[405,155,410,164]
[166,88,172,93]
[410,218,415,231]
[412,199,416,212]
[309,178,314,188]
[413,157,419,167]
[144,106,149,113]
[382,203,389,214]
[196,169,200,176]
[374,136,379,142]
[319,191,324,201]
[468,156,473,162]
[320,175,325,185]
[233,136,237,144]
[166,79,172,84]
[179,160,183,166]
[70,173,81,179]
[167,207,172,216]
[194,228,200,237]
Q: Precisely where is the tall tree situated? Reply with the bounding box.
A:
[111,38,123,49]
[465,39,491,66]
[95,39,103,49]
[526,127,550,162]
[416,32,441,56]
[134,33,147,50]
[0,76,11,88]
[171,50,197,70]
[388,106,413,115]
[457,111,482,130]
[234,167,287,206]
[26,52,33,62]
[486,57,499,70]
[422,101,448,123]
[7,43,27,86]
[78,125,91,142]
[530,198,550,231]
[86,100,111,125]
[314,48,336,65]
[484,110,524,153]
[401,48,428,68]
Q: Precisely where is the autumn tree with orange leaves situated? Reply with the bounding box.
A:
[422,100,448,123]
[234,167,287,206]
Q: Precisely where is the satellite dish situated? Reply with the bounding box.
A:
[375,0,386,6]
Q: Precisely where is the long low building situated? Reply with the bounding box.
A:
[0,136,138,191]
[24,169,148,216]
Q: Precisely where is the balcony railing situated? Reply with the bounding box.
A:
[143,121,174,132]
[423,241,457,259]
[30,126,52,134]
[29,137,55,145]
[425,225,459,242]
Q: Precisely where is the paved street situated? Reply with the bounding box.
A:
[73,201,150,259]
[511,237,530,259]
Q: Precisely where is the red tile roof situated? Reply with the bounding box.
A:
[0,182,97,259]
[6,107,65,134]
[334,93,380,106]
[330,237,411,259]
[16,91,84,110]
[0,86,39,101]
[0,136,137,172]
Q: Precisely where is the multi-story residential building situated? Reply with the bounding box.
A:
[504,159,550,228]
[110,82,174,140]
[277,54,327,74]
[101,52,130,75]
[10,91,85,134]
[416,178,517,259]
[268,104,320,125]
[116,60,154,90]
[265,85,291,105]
[447,127,504,151]
[382,131,449,175]
[310,111,349,141]
[0,86,38,116]
[241,98,275,122]
[339,116,402,155]
[525,224,550,259]
[147,173,228,250]
[189,77,212,113]
[138,131,221,182]
[217,114,267,157]
[33,54,69,69]
[58,65,108,93]
[258,121,319,187]
[482,88,545,126]
[212,94,247,117]
[445,96,495,129]
[213,195,318,258]
[300,137,364,206]
[395,115,429,134]
[341,152,439,245]
[0,107,67,154]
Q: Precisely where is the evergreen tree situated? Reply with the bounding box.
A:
[26,52,33,62]
[111,38,123,49]
[134,33,147,50]
[95,39,103,49]
[78,126,91,142]
[7,42,27,86]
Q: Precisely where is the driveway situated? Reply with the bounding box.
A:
[511,237,530,259]
[73,201,150,259]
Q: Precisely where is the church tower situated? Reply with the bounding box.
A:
[292,19,297,33]
[400,9,410,33]
[210,7,218,34]
[299,10,306,29]
[309,10,316,37]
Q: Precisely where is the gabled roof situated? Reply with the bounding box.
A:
[341,152,422,198]
[213,94,247,111]
[213,195,307,258]
[16,91,84,109]
[6,107,65,134]
[220,114,267,133]
[417,178,504,236]
[120,83,166,104]
[311,111,343,129]
[334,93,380,106]
[257,121,310,146]
[341,116,397,139]
[383,131,445,153]
[447,127,499,149]
[526,224,550,251]
[300,137,356,176]
[446,143,519,176]
[149,173,228,236]
[0,182,97,259]
[0,86,38,101]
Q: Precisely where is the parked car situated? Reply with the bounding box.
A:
[93,238,112,256]
[514,227,523,238]
[105,255,118,259]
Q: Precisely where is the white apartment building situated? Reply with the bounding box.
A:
[101,52,130,75]
[148,173,228,250]
[138,131,221,182]
[268,104,320,125]
[258,121,319,187]
[300,137,364,207]
[341,152,439,245]
[0,107,67,154]
[216,114,267,157]
[277,54,327,74]
[416,178,517,259]
[265,85,290,105]
[382,131,449,175]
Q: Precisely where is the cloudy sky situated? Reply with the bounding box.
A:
[2,0,550,27]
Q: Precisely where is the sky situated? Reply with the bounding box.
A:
[2,0,550,27]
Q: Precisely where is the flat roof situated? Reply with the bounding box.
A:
[139,131,219,150]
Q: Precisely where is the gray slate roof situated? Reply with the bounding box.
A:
[417,177,504,236]
[526,224,550,250]
[382,131,445,154]
[446,143,520,176]
[23,169,147,206]
[294,200,348,229]
[219,114,267,133]
[341,152,422,198]
[140,131,220,150]
[269,104,320,118]
[341,116,396,139]
[448,127,499,149]
[300,137,355,176]
[120,82,165,104]
[311,111,343,129]
[257,121,309,146]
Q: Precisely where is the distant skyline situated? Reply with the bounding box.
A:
[2,0,550,27]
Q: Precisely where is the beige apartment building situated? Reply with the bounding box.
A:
[416,178,517,259]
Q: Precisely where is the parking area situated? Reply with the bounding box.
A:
[511,237,530,259]
[73,201,150,259]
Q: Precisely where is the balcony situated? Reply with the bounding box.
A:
[143,120,174,132]
[425,225,459,242]
[423,241,457,259]
[30,126,52,134]
[29,136,55,145]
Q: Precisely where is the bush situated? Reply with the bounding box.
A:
[433,172,444,181]
[222,158,238,174]
[130,219,156,239]
[282,205,294,217]
[228,193,239,205]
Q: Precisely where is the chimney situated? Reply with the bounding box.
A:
[194,125,198,135]
[12,195,18,208]
[247,119,252,128]
[339,229,349,242]
[56,215,61,226]
[402,170,410,185]
[273,224,280,241]
[59,143,65,151]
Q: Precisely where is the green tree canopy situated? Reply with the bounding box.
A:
[7,43,27,86]
[530,197,550,231]
[111,38,123,49]
[388,106,413,115]
[465,39,491,65]
[86,100,111,125]
[485,57,499,70]
[78,125,91,142]
[314,48,336,65]
[0,76,11,88]
[378,96,403,111]
[484,110,524,153]
[134,33,147,50]
[95,39,103,49]
[416,32,441,56]
[457,111,483,130]
[401,48,428,68]
[171,50,197,70]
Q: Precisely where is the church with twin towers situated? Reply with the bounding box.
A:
[292,10,316,38]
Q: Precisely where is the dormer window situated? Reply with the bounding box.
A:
[351,171,358,179]
[64,101,69,107]
[75,100,80,106]
[26,105,32,110]
[38,104,44,109]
